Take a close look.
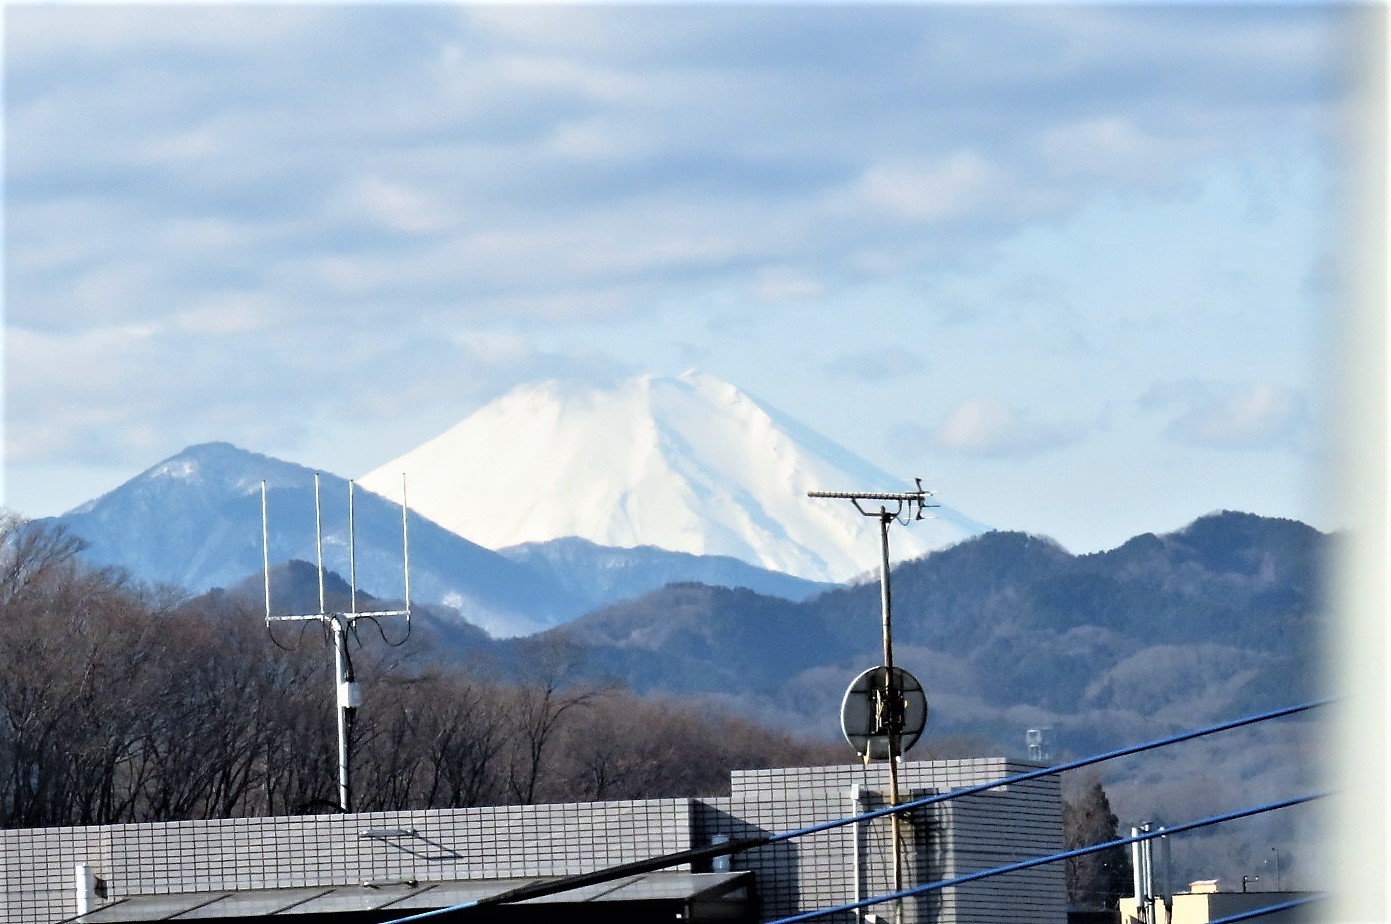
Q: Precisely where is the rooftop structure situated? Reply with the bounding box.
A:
[1,758,1064,924]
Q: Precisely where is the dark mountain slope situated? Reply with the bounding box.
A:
[540,512,1329,756]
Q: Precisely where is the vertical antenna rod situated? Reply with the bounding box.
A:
[263,475,414,814]
[401,473,411,620]
[261,482,272,622]
[349,480,358,615]
[314,473,326,616]
[808,480,934,924]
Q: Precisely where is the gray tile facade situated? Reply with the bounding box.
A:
[2,759,1063,924]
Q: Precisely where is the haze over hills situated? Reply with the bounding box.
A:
[359,370,989,584]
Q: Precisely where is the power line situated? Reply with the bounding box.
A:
[377,699,1325,924]
[768,793,1325,923]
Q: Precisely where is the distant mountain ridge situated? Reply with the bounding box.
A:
[532,510,1327,754]
[42,442,831,636]
[360,371,988,583]
[497,536,834,607]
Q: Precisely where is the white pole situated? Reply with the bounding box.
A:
[74,864,96,917]
[334,616,351,813]
[261,482,272,621]
[314,473,326,615]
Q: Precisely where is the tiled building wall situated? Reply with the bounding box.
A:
[693,758,1065,923]
[2,759,1064,924]
[0,800,689,924]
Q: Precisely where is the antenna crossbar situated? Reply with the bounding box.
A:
[807,490,932,502]
[267,609,410,623]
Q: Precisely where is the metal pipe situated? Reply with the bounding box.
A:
[334,616,350,813]
[849,784,864,923]
[261,482,271,622]
[348,480,357,615]
[1132,827,1146,919]
[876,507,903,924]
[314,473,325,616]
[401,474,411,619]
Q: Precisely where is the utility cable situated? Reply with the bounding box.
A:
[1206,896,1324,923]
[376,699,1326,924]
[767,792,1325,923]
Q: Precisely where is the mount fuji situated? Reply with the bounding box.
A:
[359,371,988,583]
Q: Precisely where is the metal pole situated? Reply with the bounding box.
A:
[401,474,412,615]
[879,508,894,672]
[334,615,351,813]
[261,482,272,621]
[314,473,326,615]
[876,507,903,924]
[348,481,357,615]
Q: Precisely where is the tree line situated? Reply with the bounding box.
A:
[0,514,854,828]
[1,513,1130,908]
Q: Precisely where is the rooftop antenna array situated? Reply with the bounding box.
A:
[807,478,935,924]
[261,473,412,813]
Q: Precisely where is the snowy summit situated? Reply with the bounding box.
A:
[359,371,985,583]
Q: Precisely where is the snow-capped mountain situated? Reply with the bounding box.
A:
[43,442,831,637]
[359,371,988,583]
[45,443,584,636]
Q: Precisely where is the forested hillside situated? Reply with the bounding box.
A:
[525,511,1329,889]
[0,515,848,828]
[542,512,1328,755]
[1,510,1327,890]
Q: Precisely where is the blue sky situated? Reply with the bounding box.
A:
[1,3,1366,553]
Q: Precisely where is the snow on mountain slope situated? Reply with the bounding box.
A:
[46,442,586,637]
[359,371,988,583]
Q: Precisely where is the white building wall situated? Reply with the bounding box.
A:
[2,759,1064,924]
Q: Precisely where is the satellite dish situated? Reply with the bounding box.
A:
[840,665,927,761]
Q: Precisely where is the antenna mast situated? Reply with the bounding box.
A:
[261,473,412,813]
[808,478,935,924]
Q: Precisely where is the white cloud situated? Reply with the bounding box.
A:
[925,398,1087,458]
[1037,117,1193,182]
[1146,381,1308,451]
[852,152,1002,223]
[753,267,825,303]
[343,176,450,236]
[1,3,1349,529]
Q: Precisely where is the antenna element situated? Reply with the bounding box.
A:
[808,478,936,924]
[260,475,413,813]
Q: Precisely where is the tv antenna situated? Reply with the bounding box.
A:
[260,472,412,813]
[808,478,935,924]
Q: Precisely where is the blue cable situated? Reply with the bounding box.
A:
[379,700,1328,924]
[767,792,1326,923]
[1207,896,1324,923]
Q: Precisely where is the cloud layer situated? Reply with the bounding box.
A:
[3,4,1353,546]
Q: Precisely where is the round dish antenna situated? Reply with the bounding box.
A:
[840,665,927,761]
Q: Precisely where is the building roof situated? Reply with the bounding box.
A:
[62,871,755,924]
